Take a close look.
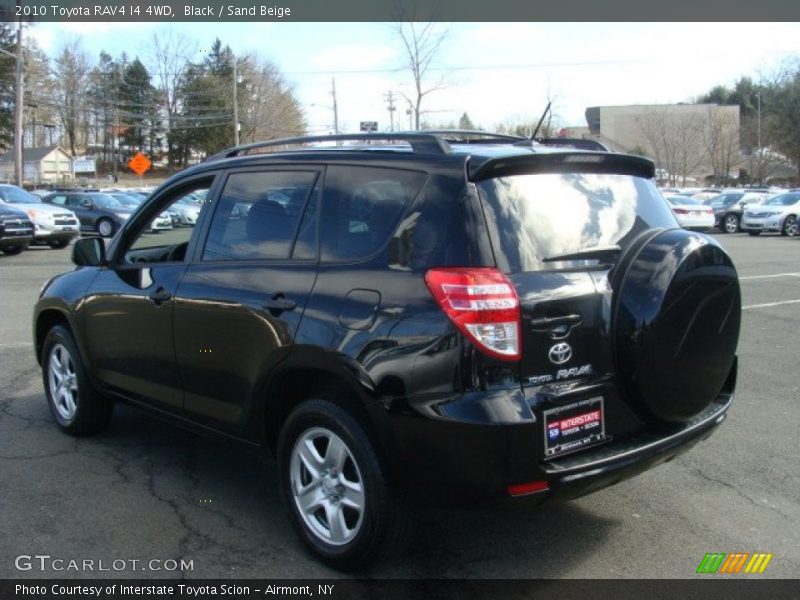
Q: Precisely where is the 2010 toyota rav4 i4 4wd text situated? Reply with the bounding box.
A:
[34,132,741,569]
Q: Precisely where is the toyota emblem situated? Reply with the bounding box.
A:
[548,342,572,365]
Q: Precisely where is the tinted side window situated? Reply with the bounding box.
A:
[47,195,66,206]
[321,166,426,262]
[203,170,318,261]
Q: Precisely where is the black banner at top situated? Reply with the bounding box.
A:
[1,0,800,22]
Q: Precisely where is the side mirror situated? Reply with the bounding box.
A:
[72,237,106,267]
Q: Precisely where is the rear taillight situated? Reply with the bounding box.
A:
[424,267,521,361]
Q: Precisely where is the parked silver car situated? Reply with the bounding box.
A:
[0,184,80,249]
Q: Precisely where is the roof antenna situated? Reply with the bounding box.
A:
[530,101,552,141]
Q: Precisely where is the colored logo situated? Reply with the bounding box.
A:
[548,342,572,365]
[696,552,773,574]
[548,426,560,440]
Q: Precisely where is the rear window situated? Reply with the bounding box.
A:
[667,196,702,206]
[321,166,426,262]
[477,172,677,273]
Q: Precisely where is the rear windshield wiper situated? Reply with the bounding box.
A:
[543,245,622,263]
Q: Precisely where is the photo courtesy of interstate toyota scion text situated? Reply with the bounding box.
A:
[33,131,741,570]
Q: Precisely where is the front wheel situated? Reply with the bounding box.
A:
[278,399,411,570]
[1,243,28,255]
[42,325,113,436]
[723,213,739,234]
[97,218,115,238]
[782,215,798,237]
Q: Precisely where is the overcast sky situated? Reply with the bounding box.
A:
[29,22,800,133]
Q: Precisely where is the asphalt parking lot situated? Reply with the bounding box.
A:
[1,233,798,579]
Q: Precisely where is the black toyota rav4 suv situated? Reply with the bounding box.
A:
[33,132,741,569]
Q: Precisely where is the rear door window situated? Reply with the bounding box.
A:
[477,172,677,273]
[320,166,426,262]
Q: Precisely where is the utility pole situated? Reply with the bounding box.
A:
[330,77,339,135]
[13,19,24,185]
[385,91,396,132]
[112,107,119,182]
[233,55,239,146]
[756,91,762,185]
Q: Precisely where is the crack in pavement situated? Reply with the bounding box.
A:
[689,466,797,522]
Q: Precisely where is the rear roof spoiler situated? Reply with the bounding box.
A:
[535,138,609,151]
[470,152,655,182]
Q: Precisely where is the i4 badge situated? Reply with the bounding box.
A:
[548,342,572,365]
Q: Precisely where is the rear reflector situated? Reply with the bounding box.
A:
[507,480,549,496]
[424,267,521,361]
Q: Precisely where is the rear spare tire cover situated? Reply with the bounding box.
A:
[614,229,740,423]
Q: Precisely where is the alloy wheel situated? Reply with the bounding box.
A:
[784,216,798,237]
[289,426,365,546]
[97,220,114,237]
[724,214,739,233]
[48,343,78,420]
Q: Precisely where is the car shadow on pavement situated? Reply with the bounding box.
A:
[1,392,615,579]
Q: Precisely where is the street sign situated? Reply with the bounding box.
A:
[127,153,152,176]
[360,121,378,132]
[72,156,96,174]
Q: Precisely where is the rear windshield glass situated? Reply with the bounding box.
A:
[477,172,677,273]
[666,196,702,206]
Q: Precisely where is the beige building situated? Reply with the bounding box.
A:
[580,104,741,184]
[0,146,74,184]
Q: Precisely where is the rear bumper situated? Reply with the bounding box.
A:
[676,215,714,230]
[533,396,730,506]
[387,393,732,507]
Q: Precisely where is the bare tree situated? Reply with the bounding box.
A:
[23,37,57,149]
[150,31,196,170]
[53,38,91,156]
[392,21,448,130]
[636,107,706,186]
[236,55,305,142]
[701,106,740,186]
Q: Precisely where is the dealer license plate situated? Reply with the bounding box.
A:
[544,396,606,457]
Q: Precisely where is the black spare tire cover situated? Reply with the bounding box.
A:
[614,229,740,423]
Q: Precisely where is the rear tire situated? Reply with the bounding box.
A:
[278,399,412,570]
[782,215,797,237]
[42,325,113,436]
[723,213,739,234]
[97,218,115,238]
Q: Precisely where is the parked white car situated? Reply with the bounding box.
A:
[664,195,715,231]
[173,198,202,225]
[149,212,173,232]
[741,192,800,236]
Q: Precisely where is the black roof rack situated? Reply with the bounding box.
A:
[206,132,453,162]
[419,130,528,144]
